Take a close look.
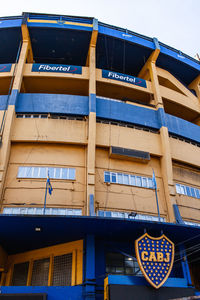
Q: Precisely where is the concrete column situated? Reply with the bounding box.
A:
[84,234,96,299]
[0,23,32,212]
[148,61,175,222]
[86,19,98,216]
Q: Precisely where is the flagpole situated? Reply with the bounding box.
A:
[154,186,161,222]
[152,169,161,222]
[43,179,48,215]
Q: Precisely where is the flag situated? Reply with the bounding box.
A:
[46,172,53,195]
[152,170,157,190]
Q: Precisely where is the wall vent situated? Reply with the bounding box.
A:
[110,146,150,163]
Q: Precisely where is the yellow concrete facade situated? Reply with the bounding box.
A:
[0,24,200,227]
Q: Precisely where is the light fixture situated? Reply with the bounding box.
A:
[35,227,42,232]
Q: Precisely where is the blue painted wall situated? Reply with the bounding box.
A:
[15,94,89,116]
[96,98,161,129]
[0,95,9,110]
[0,18,22,29]
[106,275,188,288]
[166,113,200,144]
[1,93,200,145]
[0,286,83,300]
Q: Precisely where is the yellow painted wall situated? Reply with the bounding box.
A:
[170,138,200,167]
[1,117,200,222]
[96,123,161,156]
[2,143,86,210]
[12,118,87,144]
[22,77,89,96]
[173,164,200,223]
[95,148,167,217]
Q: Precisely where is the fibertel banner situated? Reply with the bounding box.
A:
[102,70,147,88]
[32,63,82,74]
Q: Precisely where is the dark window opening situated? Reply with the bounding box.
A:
[11,262,29,286]
[106,252,142,276]
[31,258,50,286]
[52,253,72,286]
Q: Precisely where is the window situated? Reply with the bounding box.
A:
[52,253,72,286]
[11,256,73,287]
[17,166,76,180]
[3,207,82,216]
[98,210,165,222]
[7,240,83,287]
[184,221,200,228]
[176,184,200,200]
[31,258,50,286]
[106,253,142,276]
[12,262,29,286]
[104,171,154,189]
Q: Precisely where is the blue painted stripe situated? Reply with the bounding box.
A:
[0,95,9,110]
[96,98,161,129]
[85,235,95,280]
[99,25,155,49]
[107,274,188,288]
[8,89,19,105]
[159,44,200,72]
[153,37,160,50]
[93,18,98,31]
[16,93,89,115]
[0,63,12,72]
[1,93,199,145]
[0,18,22,28]
[166,113,200,144]
[89,194,95,216]
[1,286,83,300]
[157,108,167,127]
[89,93,96,113]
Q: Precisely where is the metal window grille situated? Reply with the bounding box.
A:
[31,258,50,286]
[52,253,72,286]
[11,262,29,286]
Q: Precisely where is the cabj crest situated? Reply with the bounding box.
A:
[135,233,174,289]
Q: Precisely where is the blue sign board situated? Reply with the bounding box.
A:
[102,70,147,88]
[32,64,82,74]
[0,64,12,72]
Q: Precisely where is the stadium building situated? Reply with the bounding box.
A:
[0,12,200,300]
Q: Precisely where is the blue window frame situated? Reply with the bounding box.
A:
[104,171,154,190]
[176,183,200,200]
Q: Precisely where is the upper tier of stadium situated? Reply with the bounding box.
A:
[0,12,199,86]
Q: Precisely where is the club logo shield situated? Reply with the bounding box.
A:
[135,233,174,289]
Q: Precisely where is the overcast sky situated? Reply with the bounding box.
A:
[1,0,199,58]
